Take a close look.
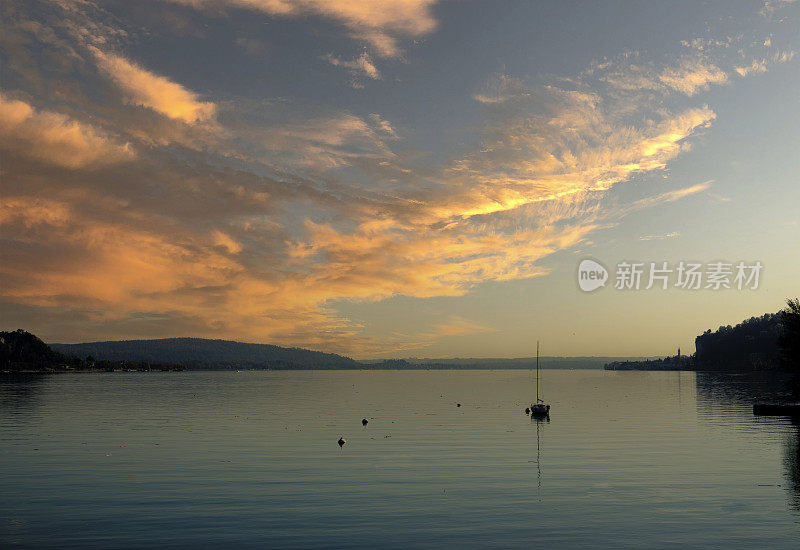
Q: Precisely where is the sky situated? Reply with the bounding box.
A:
[1,0,799,358]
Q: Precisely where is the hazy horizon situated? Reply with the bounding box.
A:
[43,332,697,361]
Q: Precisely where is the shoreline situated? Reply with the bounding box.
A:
[2,366,786,374]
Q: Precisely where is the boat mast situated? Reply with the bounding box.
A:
[536,340,539,402]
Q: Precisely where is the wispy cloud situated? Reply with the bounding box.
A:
[735,60,769,77]
[625,182,713,213]
[377,316,497,354]
[258,113,398,170]
[735,50,796,76]
[429,316,496,337]
[169,0,440,57]
[91,47,216,124]
[325,52,381,86]
[447,82,716,222]
[473,74,531,104]
[658,57,728,95]
[599,53,728,96]
[639,232,681,241]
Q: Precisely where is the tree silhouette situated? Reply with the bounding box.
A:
[694,313,781,370]
[779,298,800,375]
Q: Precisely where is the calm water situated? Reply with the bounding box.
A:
[2,370,799,548]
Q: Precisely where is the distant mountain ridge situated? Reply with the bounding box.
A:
[51,337,357,369]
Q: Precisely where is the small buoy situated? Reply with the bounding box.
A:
[338,436,346,447]
[457,403,461,407]
[362,418,368,426]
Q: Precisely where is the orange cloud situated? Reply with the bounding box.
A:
[735,60,768,77]
[91,48,216,123]
[625,181,713,212]
[367,316,497,355]
[0,65,719,355]
[286,219,592,305]
[426,85,716,223]
[212,230,243,254]
[0,17,738,356]
[598,54,728,97]
[429,316,496,337]
[0,93,134,168]
[658,58,728,95]
[0,196,242,306]
[170,0,439,57]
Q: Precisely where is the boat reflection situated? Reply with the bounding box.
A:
[532,414,549,492]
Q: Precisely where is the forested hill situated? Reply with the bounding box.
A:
[1,329,69,370]
[695,313,782,371]
[51,338,357,369]
[604,309,787,372]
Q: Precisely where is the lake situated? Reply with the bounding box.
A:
[2,369,799,548]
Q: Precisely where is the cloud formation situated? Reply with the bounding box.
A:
[0,93,134,168]
[658,57,728,95]
[0,48,723,355]
[2,0,794,355]
[91,47,216,123]
[598,53,729,96]
[170,0,440,56]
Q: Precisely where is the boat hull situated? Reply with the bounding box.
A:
[531,404,550,416]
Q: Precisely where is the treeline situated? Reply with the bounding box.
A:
[603,299,800,373]
[695,313,782,371]
[605,355,693,371]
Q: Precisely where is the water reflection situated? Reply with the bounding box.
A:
[695,370,800,513]
[695,371,791,409]
[531,415,548,494]
[5,370,800,547]
[0,373,47,416]
[784,419,800,511]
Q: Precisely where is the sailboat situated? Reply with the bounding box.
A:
[530,341,550,417]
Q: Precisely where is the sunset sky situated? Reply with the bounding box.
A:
[1,0,799,358]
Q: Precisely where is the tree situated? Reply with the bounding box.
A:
[0,329,67,370]
[779,298,800,372]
